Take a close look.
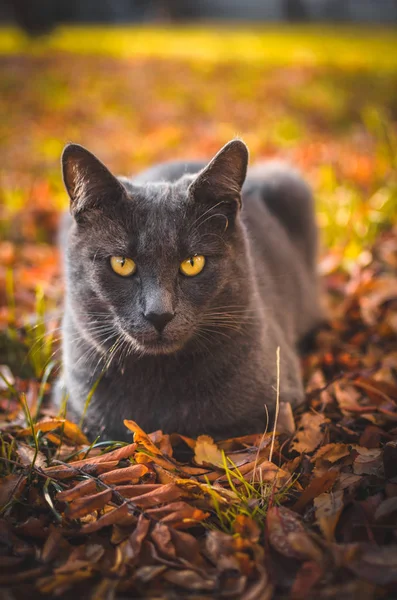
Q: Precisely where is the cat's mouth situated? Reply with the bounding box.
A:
[143,337,183,355]
[125,330,186,356]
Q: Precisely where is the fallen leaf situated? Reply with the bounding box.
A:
[194,435,224,468]
[117,483,184,507]
[17,419,89,445]
[290,412,329,454]
[163,568,216,591]
[290,561,324,600]
[314,490,344,541]
[0,473,26,508]
[353,447,384,476]
[80,502,132,533]
[374,497,397,521]
[266,507,306,559]
[293,470,338,513]
[66,489,113,519]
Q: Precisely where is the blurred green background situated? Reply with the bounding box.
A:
[0,24,396,268]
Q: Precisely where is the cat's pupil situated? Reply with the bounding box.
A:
[121,258,125,267]
[189,258,194,266]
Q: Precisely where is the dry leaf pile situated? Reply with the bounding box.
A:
[1,228,397,599]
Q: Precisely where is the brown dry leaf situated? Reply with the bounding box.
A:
[266,507,306,559]
[293,470,338,513]
[153,463,181,484]
[112,483,162,498]
[374,497,397,521]
[16,442,47,468]
[151,522,177,560]
[43,443,138,478]
[41,526,66,563]
[121,514,151,565]
[163,568,216,591]
[314,490,344,541]
[290,412,329,454]
[0,473,26,507]
[205,529,236,564]
[334,382,376,415]
[359,277,397,326]
[194,435,224,468]
[287,532,324,564]
[54,542,104,574]
[147,501,209,528]
[134,564,167,584]
[117,483,184,508]
[134,451,177,470]
[313,443,352,464]
[241,566,273,600]
[38,570,92,595]
[353,447,384,476]
[175,478,237,504]
[334,472,362,491]
[100,463,149,484]
[80,502,132,533]
[91,578,119,600]
[168,526,202,565]
[312,443,353,477]
[348,545,397,585]
[43,460,120,480]
[243,460,291,486]
[66,489,113,519]
[57,479,97,502]
[69,443,137,466]
[163,508,209,529]
[290,561,324,600]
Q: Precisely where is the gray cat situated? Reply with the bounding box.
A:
[57,139,321,441]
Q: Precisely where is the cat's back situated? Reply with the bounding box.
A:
[241,162,321,341]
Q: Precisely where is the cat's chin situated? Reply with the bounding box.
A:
[139,338,184,356]
[123,331,185,356]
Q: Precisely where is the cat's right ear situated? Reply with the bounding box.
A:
[62,144,125,217]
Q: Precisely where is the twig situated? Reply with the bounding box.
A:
[269,346,280,464]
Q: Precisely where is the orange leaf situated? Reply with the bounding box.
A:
[81,502,132,533]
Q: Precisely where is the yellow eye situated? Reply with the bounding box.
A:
[180,255,206,277]
[110,256,136,277]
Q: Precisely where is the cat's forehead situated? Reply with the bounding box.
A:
[82,181,211,257]
[125,182,196,253]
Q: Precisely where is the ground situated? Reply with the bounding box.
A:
[1,26,397,599]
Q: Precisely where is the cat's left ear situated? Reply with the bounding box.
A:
[189,139,249,211]
[62,143,125,217]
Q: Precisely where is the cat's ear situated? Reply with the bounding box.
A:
[62,143,125,216]
[190,139,248,210]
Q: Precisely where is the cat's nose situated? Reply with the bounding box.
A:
[144,311,175,333]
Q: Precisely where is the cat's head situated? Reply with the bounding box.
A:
[62,139,250,356]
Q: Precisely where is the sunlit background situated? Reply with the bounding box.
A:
[0,0,397,325]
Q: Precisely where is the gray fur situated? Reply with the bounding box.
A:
[56,140,321,441]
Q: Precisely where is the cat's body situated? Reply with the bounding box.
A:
[57,140,321,440]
